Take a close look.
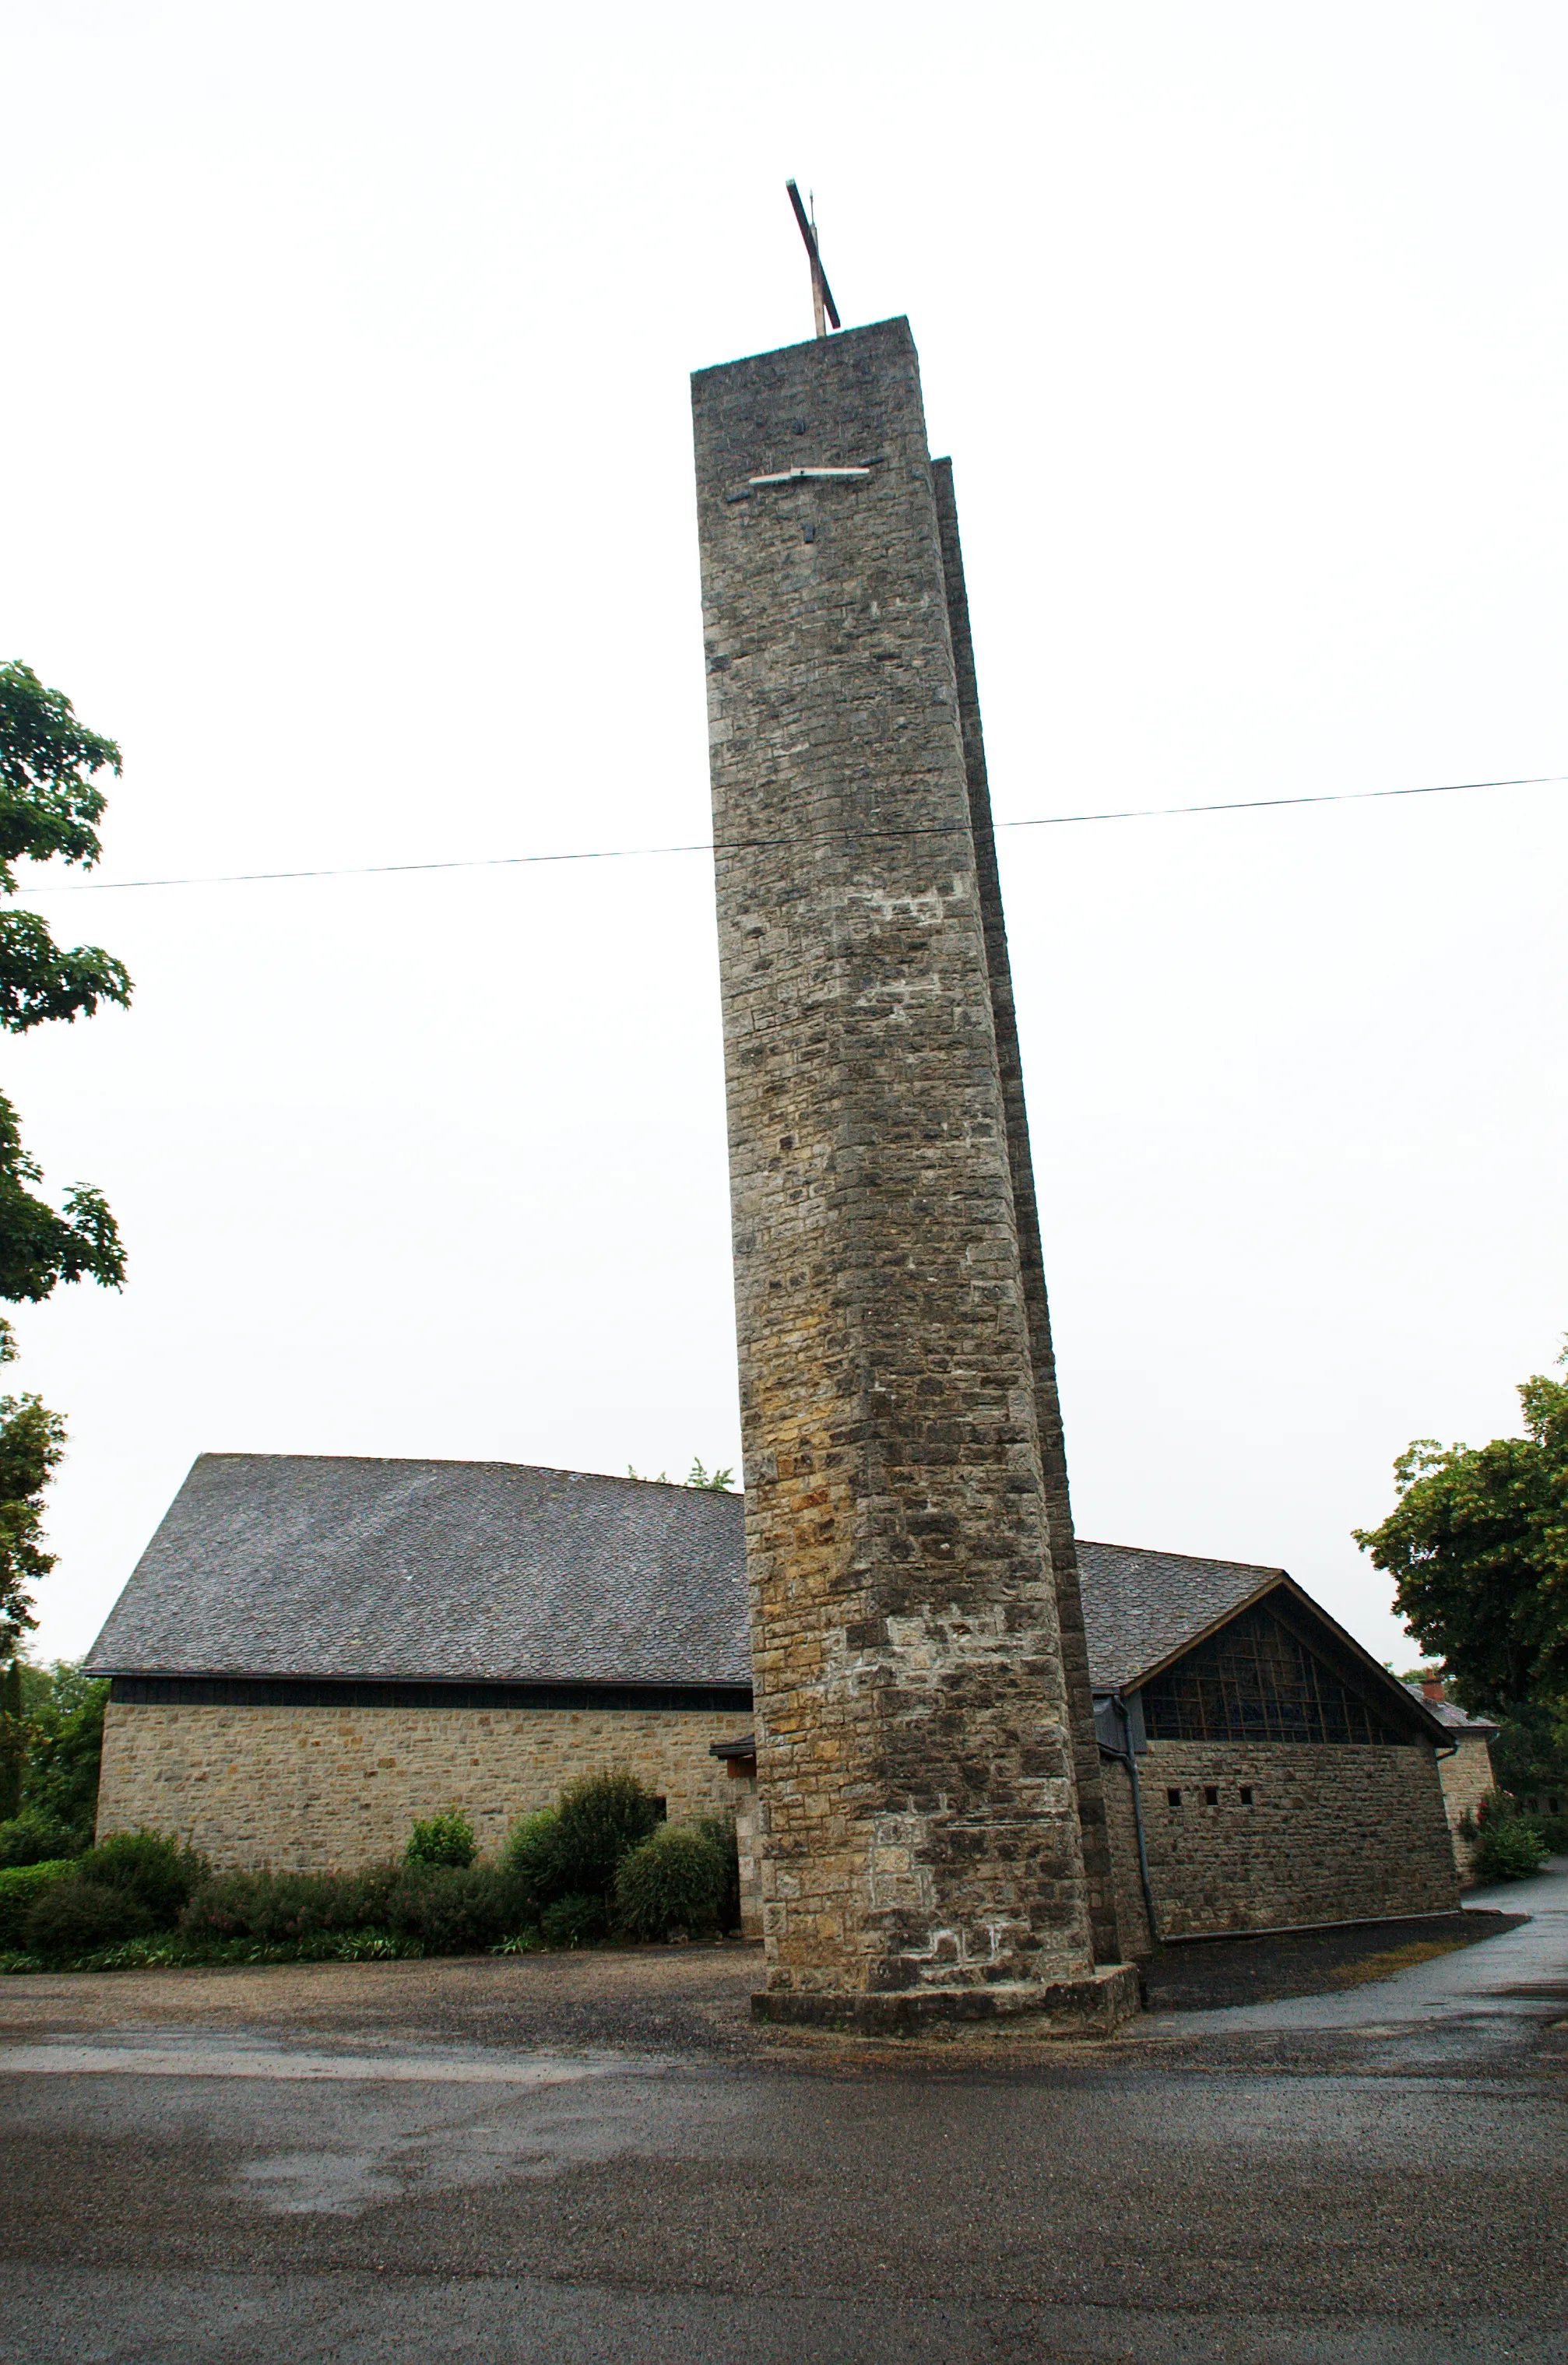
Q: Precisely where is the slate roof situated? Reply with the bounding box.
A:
[87,1453,1419,1723]
[86,1453,751,1688]
[1076,1539,1283,1692]
[1402,1685,1499,1739]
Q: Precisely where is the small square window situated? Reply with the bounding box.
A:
[1166,1787,1183,1808]
[1204,1785,1219,1806]
[1239,1786,1255,1805]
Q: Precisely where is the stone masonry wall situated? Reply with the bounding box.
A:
[931,457,1120,1968]
[1099,1757,1154,1958]
[692,318,1095,1998]
[1436,1734,1496,1882]
[727,1763,764,1939]
[97,1701,752,1871]
[1137,1740,1461,1937]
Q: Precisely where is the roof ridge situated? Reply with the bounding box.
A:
[188,1450,741,1496]
[1076,1537,1287,1577]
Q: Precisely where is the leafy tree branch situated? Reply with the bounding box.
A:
[0,1351,68,1653]
[0,662,121,887]
[0,661,132,1643]
[1354,1342,1568,1711]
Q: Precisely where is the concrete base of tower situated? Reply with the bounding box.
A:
[751,1962,1141,2037]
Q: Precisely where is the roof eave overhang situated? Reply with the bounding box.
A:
[93,1663,754,1692]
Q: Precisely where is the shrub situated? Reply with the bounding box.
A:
[503,1773,661,1912]
[404,1811,476,1869]
[1538,1814,1568,1855]
[614,1826,726,1942]
[695,1815,741,1935]
[367,1863,534,1953]
[550,1769,662,1896]
[0,1858,76,1948]
[503,1808,567,1909]
[0,1812,86,1870]
[26,1878,152,1960]
[326,1929,413,1962]
[1473,1819,1551,1882]
[182,1861,535,1956]
[539,1892,610,1949]
[182,1869,361,1946]
[79,1831,208,1924]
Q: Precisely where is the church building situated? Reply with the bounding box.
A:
[83,305,1470,1992]
[87,1451,1462,1952]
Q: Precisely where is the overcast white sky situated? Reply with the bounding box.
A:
[3,0,1565,1674]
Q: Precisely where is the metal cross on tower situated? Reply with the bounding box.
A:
[786,181,841,339]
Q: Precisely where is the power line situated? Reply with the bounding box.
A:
[12,771,1565,897]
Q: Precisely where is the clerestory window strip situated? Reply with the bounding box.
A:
[1141,1603,1408,1747]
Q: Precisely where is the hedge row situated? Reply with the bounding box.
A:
[184,1861,538,1954]
[1,1773,742,1971]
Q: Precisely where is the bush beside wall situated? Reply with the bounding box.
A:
[26,1880,153,1959]
[615,1826,727,1940]
[185,1861,535,1954]
[404,1812,476,1869]
[1460,1791,1558,1882]
[0,1859,77,1948]
[16,1831,209,1961]
[2,1774,744,1972]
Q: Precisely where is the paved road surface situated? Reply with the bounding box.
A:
[2,1868,1563,2363]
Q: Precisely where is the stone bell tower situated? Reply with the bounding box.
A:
[691,317,1134,2030]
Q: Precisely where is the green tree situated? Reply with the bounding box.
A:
[1353,1344,1568,1711]
[0,663,130,1330]
[1488,1697,1568,1805]
[0,1653,22,1819]
[0,1352,68,1653]
[21,1660,109,1836]
[0,662,132,1638]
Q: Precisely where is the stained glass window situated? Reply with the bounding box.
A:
[1140,1600,1408,1746]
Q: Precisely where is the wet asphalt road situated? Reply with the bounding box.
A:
[1,1870,1564,2364]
